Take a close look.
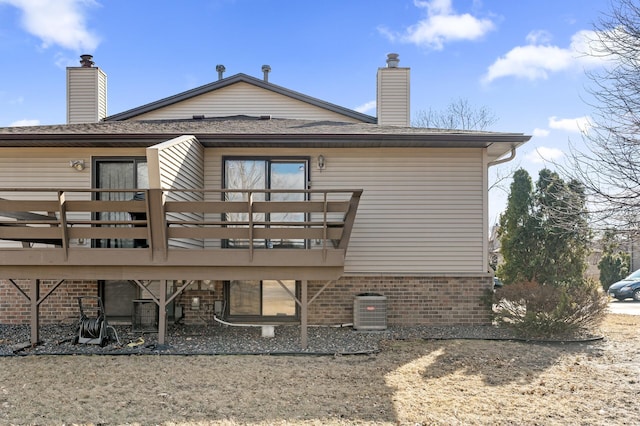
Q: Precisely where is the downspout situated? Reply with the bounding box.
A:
[485,144,517,276]
[488,146,517,167]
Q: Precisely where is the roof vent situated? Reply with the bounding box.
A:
[216,64,226,80]
[386,53,400,68]
[262,65,271,82]
[79,54,94,68]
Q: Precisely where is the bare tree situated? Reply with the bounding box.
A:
[412,97,498,130]
[413,98,518,217]
[568,0,640,230]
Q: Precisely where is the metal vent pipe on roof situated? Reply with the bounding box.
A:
[79,54,94,68]
[216,64,226,80]
[262,65,271,82]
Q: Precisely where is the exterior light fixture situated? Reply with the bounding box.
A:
[317,155,326,170]
[70,160,85,171]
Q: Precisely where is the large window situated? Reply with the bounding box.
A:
[227,280,298,320]
[94,157,148,248]
[223,157,308,249]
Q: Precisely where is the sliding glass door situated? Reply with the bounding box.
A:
[227,279,298,321]
[94,158,148,248]
[223,157,308,249]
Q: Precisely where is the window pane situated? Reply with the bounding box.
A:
[96,161,138,248]
[225,160,266,248]
[270,162,306,248]
[225,160,266,192]
[270,162,306,191]
[262,280,296,316]
[229,280,261,315]
[137,162,149,189]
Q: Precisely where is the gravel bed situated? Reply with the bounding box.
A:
[0,321,526,356]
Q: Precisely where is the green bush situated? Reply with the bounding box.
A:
[490,279,608,339]
[598,251,630,291]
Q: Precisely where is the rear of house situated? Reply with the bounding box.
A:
[0,54,530,345]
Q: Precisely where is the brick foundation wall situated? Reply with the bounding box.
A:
[0,279,97,325]
[1,276,492,326]
[177,283,225,325]
[307,275,492,326]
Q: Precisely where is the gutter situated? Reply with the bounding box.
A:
[488,145,516,167]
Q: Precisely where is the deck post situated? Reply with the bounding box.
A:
[147,189,167,261]
[158,279,167,344]
[301,279,308,349]
[30,279,40,345]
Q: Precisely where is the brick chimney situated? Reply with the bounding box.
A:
[376,53,410,126]
[67,54,107,124]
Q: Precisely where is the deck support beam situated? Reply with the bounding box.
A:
[30,279,39,345]
[300,280,308,349]
[158,279,167,345]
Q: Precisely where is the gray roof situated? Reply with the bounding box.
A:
[104,73,377,124]
[0,116,531,160]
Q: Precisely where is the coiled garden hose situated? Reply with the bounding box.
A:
[79,314,103,338]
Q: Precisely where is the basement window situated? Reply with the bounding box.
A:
[226,279,298,321]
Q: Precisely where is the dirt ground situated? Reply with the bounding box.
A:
[0,314,638,426]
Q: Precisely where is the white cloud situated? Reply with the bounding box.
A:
[548,115,591,133]
[526,30,552,45]
[532,128,550,137]
[482,30,609,84]
[9,119,40,127]
[525,146,564,164]
[354,100,376,114]
[0,0,100,51]
[379,0,495,50]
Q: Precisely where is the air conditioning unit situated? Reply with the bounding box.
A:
[353,293,387,331]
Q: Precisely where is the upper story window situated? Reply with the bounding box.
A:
[94,157,148,248]
[223,157,309,249]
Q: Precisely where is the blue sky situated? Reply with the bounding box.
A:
[0,0,612,223]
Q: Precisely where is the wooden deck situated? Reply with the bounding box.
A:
[0,188,360,278]
[0,188,362,347]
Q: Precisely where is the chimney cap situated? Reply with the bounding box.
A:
[386,53,400,68]
[79,54,94,68]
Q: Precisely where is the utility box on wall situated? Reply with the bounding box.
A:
[353,293,387,331]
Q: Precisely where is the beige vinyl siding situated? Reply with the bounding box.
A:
[376,67,410,126]
[0,147,144,190]
[67,67,107,124]
[147,136,205,249]
[0,147,144,248]
[131,82,363,122]
[97,70,107,121]
[204,147,485,275]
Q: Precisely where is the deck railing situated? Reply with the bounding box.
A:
[0,188,362,264]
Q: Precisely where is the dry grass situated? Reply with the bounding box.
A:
[1,314,639,425]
